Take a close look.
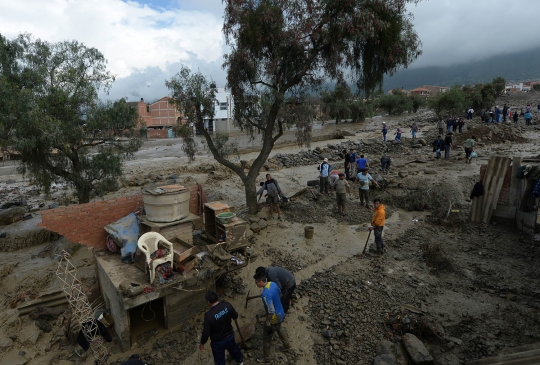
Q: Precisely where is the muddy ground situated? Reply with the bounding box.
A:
[1,93,540,365]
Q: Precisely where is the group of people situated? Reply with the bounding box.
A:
[431,133,477,162]
[435,116,466,136]
[315,151,389,215]
[318,154,387,253]
[381,122,420,143]
[480,103,539,126]
[199,265,297,364]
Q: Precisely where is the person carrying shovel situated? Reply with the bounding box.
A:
[369,199,386,255]
[199,291,244,365]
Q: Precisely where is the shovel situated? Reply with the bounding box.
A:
[360,229,372,258]
[234,318,249,349]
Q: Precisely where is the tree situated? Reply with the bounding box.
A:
[492,76,506,97]
[169,0,422,214]
[376,89,412,116]
[321,83,353,124]
[409,94,426,113]
[533,84,540,92]
[0,35,145,203]
[349,100,368,122]
[428,85,467,117]
[462,83,496,113]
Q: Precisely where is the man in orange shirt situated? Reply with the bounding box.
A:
[369,199,385,254]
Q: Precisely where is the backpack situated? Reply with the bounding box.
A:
[265,181,279,197]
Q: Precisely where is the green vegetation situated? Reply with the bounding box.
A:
[429,77,505,117]
[0,34,145,203]
[374,89,425,116]
[321,83,367,123]
[167,0,422,214]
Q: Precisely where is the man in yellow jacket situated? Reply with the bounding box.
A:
[369,199,385,254]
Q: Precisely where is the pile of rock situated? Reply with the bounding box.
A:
[268,139,405,169]
[295,261,450,364]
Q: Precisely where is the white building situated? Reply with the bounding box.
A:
[202,88,242,134]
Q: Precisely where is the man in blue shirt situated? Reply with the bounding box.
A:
[255,266,296,313]
[356,154,368,173]
[356,168,379,207]
[254,272,291,362]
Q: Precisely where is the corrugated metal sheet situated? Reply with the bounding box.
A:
[471,156,512,224]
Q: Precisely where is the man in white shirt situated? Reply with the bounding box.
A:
[356,168,379,207]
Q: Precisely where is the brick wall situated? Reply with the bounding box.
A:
[480,164,512,206]
[39,194,144,249]
[39,186,202,249]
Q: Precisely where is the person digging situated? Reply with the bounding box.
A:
[199,291,244,365]
[257,174,283,220]
[255,266,296,314]
[369,199,386,255]
[254,272,292,363]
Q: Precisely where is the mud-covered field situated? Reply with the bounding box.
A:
[1,93,540,365]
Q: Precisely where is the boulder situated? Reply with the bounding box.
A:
[0,337,13,349]
[0,206,26,226]
[402,333,434,365]
[258,219,268,230]
[417,138,427,146]
[376,340,396,356]
[398,171,408,178]
[250,223,261,234]
[35,319,52,333]
[373,354,398,365]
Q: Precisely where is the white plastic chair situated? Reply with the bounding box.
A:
[137,232,174,283]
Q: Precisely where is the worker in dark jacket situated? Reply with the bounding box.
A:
[199,291,244,365]
[255,266,296,313]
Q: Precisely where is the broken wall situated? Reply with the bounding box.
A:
[39,195,144,249]
[39,185,202,249]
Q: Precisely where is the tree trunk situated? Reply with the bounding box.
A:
[77,185,91,204]
[244,176,259,215]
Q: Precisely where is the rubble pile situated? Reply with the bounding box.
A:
[296,262,419,365]
[266,247,321,273]
[268,139,405,169]
[455,122,529,144]
[280,192,389,225]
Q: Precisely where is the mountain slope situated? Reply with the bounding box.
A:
[383,47,540,91]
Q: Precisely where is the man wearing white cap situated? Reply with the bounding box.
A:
[318,158,330,194]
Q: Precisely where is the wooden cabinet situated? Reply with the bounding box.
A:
[204,201,248,251]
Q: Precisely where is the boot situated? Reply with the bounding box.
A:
[277,326,291,350]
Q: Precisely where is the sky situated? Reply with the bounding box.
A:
[1,0,539,101]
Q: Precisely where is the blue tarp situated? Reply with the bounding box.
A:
[104,213,140,262]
